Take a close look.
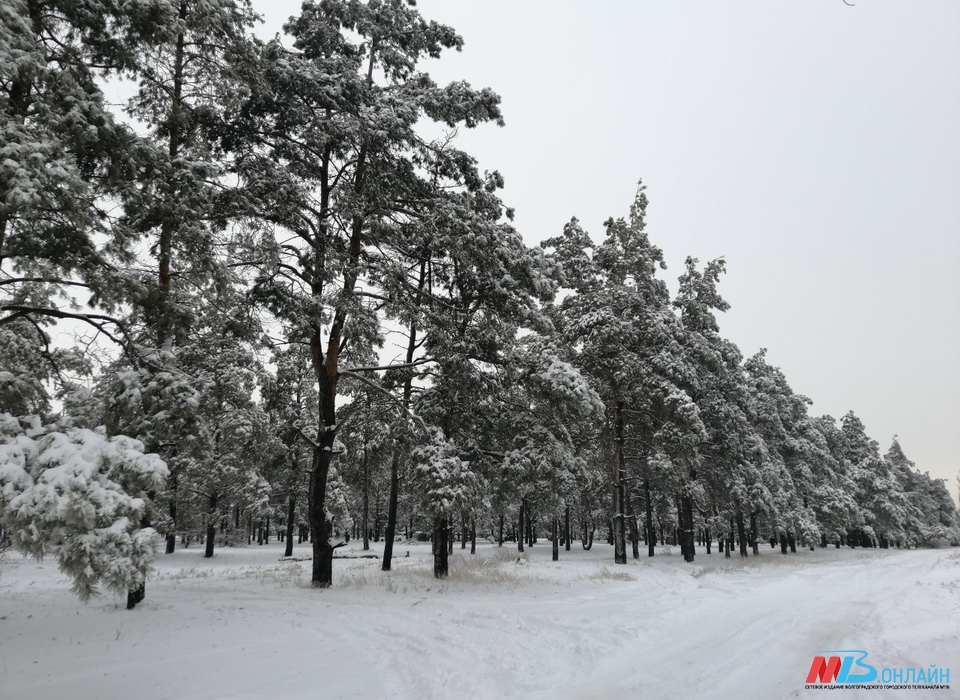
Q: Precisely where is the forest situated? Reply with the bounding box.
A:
[1,0,957,610]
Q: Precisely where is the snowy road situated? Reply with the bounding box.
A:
[1,542,957,699]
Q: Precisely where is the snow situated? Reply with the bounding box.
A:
[1,541,957,700]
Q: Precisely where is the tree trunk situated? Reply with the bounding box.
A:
[625,484,640,560]
[736,508,748,558]
[381,447,401,571]
[644,476,655,557]
[750,513,759,555]
[498,514,504,547]
[788,532,797,553]
[680,495,695,562]
[126,583,145,610]
[433,515,449,578]
[165,471,178,554]
[308,442,334,588]
[204,493,218,559]
[362,446,370,551]
[780,533,788,554]
[518,498,525,553]
[461,512,467,550]
[284,494,296,557]
[610,377,628,565]
[470,519,476,555]
[564,506,571,552]
[552,517,559,561]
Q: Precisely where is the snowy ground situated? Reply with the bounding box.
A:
[1,538,957,700]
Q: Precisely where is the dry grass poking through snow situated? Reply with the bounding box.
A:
[333,550,563,592]
[153,562,304,588]
[586,564,637,582]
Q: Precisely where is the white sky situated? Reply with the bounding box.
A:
[255,1,960,500]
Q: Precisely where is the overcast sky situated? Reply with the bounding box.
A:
[255,1,960,499]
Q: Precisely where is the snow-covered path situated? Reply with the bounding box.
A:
[1,542,957,699]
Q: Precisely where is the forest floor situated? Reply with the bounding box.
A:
[1,538,957,700]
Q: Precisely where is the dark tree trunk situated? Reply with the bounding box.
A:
[284,495,296,558]
[736,509,748,558]
[362,447,370,551]
[204,493,218,559]
[610,377,628,565]
[265,516,270,544]
[383,262,422,572]
[788,533,797,554]
[518,498,525,553]
[433,515,449,578]
[680,495,695,562]
[308,441,335,588]
[165,471,177,554]
[381,447,401,571]
[581,521,595,550]
[498,514,504,547]
[564,506,571,552]
[470,519,476,555]
[626,485,640,560]
[780,533,788,554]
[644,476,655,557]
[705,527,711,554]
[552,517,559,561]
[126,583,145,610]
[750,513,759,555]
[581,517,594,550]
[461,513,467,549]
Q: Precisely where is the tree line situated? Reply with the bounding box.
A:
[1,0,956,606]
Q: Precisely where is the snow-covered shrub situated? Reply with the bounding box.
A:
[0,414,168,601]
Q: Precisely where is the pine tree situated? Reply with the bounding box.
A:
[543,183,699,563]
[234,0,505,586]
[0,413,168,601]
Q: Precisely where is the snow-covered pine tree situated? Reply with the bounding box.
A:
[261,341,319,557]
[883,437,959,546]
[839,411,907,548]
[0,413,168,601]
[671,256,762,560]
[117,0,260,555]
[543,183,697,563]
[233,0,506,587]
[173,293,273,558]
